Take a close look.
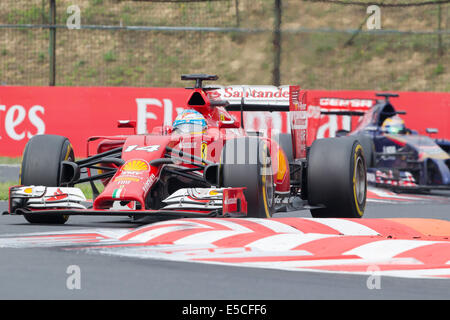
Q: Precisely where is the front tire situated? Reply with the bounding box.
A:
[307,137,367,218]
[20,134,74,224]
[221,137,275,218]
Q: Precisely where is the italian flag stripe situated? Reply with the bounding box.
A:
[112,188,122,199]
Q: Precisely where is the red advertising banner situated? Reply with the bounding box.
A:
[0,86,448,157]
[0,87,190,157]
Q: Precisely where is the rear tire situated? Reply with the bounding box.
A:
[308,137,367,218]
[354,134,375,168]
[274,133,294,163]
[221,137,275,218]
[20,135,74,224]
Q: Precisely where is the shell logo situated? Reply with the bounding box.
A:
[24,188,33,194]
[122,160,149,172]
[209,189,219,196]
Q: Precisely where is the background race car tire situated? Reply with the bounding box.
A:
[20,134,74,224]
[354,134,375,168]
[307,137,367,218]
[221,137,275,218]
[335,129,350,137]
[274,133,294,163]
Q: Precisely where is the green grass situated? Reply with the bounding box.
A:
[432,63,445,77]
[0,181,103,201]
[6,5,43,25]
[0,157,21,164]
[103,51,117,63]
[0,181,18,200]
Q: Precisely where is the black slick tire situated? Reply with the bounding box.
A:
[20,134,74,224]
[307,137,367,218]
[221,137,275,218]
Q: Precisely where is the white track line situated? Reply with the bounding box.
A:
[126,225,203,243]
[304,218,379,236]
[174,230,247,245]
[245,233,336,251]
[196,218,254,232]
[344,239,443,259]
[244,218,303,234]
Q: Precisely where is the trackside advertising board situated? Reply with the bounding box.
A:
[0,86,448,157]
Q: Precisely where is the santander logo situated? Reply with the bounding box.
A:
[0,104,45,141]
[208,86,290,100]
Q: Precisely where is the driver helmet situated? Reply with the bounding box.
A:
[382,116,406,134]
[172,109,207,134]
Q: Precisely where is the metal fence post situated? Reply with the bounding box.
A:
[41,0,46,24]
[235,0,240,27]
[49,0,56,86]
[437,4,443,57]
[272,0,282,86]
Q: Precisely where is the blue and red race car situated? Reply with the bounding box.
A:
[343,93,450,192]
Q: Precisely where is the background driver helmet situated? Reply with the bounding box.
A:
[172,109,207,134]
[382,115,406,134]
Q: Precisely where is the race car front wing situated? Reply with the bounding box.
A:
[4,185,249,218]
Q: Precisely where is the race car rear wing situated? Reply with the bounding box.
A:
[211,86,308,158]
[320,109,406,117]
[224,102,289,112]
[320,110,366,116]
[182,75,308,158]
[182,74,291,110]
[213,85,308,158]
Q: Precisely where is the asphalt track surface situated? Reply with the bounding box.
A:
[0,199,449,300]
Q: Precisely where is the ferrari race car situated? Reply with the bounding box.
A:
[340,93,450,192]
[5,74,368,224]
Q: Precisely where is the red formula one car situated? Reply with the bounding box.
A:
[6,74,367,224]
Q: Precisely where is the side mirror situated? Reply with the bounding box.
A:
[335,129,350,137]
[117,120,137,134]
[426,128,438,135]
[117,120,137,129]
[162,125,173,135]
[219,120,240,129]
